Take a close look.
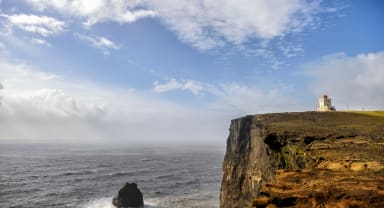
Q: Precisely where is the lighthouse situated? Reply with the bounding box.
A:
[317,94,336,112]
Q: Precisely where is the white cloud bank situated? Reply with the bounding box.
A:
[212,83,302,114]
[74,33,120,54]
[0,59,228,145]
[1,13,65,36]
[147,0,320,50]
[153,79,204,95]
[0,41,7,53]
[10,0,338,67]
[304,51,384,110]
[0,58,306,145]
[24,0,156,27]
[31,38,51,46]
[21,0,325,51]
[152,79,302,114]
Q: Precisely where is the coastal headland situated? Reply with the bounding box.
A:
[220,111,384,208]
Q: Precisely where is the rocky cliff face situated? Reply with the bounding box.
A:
[220,112,384,208]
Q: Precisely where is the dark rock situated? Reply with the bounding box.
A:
[112,183,144,208]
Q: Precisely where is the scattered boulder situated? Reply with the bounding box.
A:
[112,183,144,208]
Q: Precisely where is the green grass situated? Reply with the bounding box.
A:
[259,111,384,138]
[345,111,384,118]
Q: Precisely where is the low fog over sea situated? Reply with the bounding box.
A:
[0,144,224,208]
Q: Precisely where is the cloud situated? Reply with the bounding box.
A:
[0,82,3,107]
[20,0,334,51]
[31,38,51,46]
[16,0,340,66]
[147,0,321,50]
[75,33,119,53]
[0,58,228,145]
[210,82,304,115]
[23,0,156,27]
[303,51,384,110]
[0,57,306,145]
[248,48,284,69]
[153,79,204,95]
[278,40,304,58]
[154,78,305,114]
[1,13,65,36]
[0,60,58,81]
[0,41,6,53]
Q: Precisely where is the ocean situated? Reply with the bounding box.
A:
[0,144,225,208]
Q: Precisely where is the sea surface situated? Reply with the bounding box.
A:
[0,144,225,208]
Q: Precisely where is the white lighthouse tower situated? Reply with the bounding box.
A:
[317,94,335,112]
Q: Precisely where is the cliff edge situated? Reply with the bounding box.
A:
[220,111,384,208]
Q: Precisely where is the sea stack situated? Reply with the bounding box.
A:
[112,183,144,208]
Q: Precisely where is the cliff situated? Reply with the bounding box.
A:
[220,111,384,208]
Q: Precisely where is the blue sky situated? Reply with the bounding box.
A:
[0,0,383,145]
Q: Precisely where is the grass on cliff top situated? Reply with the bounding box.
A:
[260,111,384,138]
[345,111,384,118]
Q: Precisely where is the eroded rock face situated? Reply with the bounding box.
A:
[220,115,275,208]
[220,112,384,208]
[112,183,144,208]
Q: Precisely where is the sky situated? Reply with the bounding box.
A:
[0,0,383,145]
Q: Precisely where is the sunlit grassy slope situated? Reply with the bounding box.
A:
[258,111,384,139]
[346,111,384,118]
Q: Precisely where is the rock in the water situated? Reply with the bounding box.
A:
[112,183,144,208]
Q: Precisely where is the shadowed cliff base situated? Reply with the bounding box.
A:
[220,111,384,208]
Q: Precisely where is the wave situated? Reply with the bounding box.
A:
[140,158,153,162]
[105,167,155,178]
[106,171,136,177]
[175,178,200,186]
[2,145,223,208]
[81,197,158,208]
[155,173,176,179]
[60,169,98,176]
[81,197,114,208]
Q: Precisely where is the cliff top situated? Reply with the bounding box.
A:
[222,111,384,208]
[245,111,384,140]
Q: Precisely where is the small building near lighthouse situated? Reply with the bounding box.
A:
[317,94,336,112]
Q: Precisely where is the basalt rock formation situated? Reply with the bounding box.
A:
[112,183,144,208]
[220,111,384,208]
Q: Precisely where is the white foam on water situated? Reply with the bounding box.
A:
[144,198,162,208]
[81,197,159,208]
[81,197,114,208]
